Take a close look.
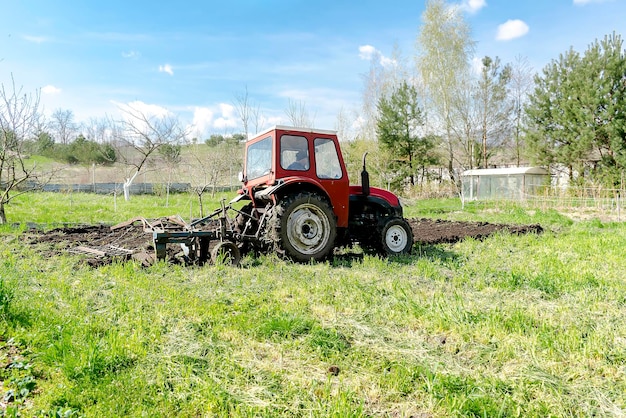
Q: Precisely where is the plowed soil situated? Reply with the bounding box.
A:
[20,218,543,266]
[407,218,543,244]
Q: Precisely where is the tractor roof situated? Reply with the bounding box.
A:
[252,125,337,139]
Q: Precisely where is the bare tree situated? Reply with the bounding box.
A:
[50,108,78,145]
[451,78,479,169]
[509,55,534,166]
[111,103,188,201]
[359,44,407,141]
[250,103,264,134]
[360,50,388,140]
[0,78,50,224]
[335,106,358,142]
[232,85,265,137]
[233,86,251,137]
[475,56,513,168]
[285,99,315,128]
[416,0,474,186]
[84,117,111,144]
[233,86,253,138]
[157,143,182,207]
[185,141,242,217]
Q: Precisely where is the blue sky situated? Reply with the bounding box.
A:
[1,0,624,139]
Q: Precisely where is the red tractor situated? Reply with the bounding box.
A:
[153,126,413,264]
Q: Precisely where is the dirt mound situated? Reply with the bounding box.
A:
[24,220,164,267]
[408,218,543,245]
[21,218,542,266]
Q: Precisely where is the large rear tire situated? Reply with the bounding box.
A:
[272,193,337,262]
[379,218,413,256]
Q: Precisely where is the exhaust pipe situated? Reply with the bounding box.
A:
[361,152,370,196]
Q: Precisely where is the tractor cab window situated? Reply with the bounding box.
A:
[281,135,309,171]
[314,138,343,179]
[246,136,272,179]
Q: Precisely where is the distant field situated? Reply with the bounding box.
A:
[24,144,244,187]
[0,193,624,417]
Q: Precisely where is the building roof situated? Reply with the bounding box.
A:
[461,167,549,177]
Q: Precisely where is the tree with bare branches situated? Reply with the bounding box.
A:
[285,99,315,128]
[233,86,264,137]
[509,55,534,166]
[416,0,474,186]
[0,78,49,224]
[185,140,242,217]
[111,103,188,200]
[475,56,513,168]
[50,108,78,145]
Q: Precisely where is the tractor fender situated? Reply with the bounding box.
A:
[349,185,401,208]
[348,187,404,220]
[254,176,331,203]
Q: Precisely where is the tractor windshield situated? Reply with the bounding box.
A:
[246,136,272,180]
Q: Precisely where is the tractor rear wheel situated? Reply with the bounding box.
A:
[379,218,413,256]
[272,193,337,262]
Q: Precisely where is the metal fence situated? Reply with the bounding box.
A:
[18,182,192,195]
[467,186,625,221]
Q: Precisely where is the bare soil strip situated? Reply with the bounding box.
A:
[22,218,543,266]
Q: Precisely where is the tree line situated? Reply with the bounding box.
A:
[358,0,626,191]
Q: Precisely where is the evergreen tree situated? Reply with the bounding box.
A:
[525,32,626,185]
[376,81,437,186]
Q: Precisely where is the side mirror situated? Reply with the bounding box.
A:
[238,171,245,182]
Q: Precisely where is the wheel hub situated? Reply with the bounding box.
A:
[286,204,330,254]
[386,225,408,252]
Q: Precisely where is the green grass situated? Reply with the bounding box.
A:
[3,191,238,227]
[1,193,625,416]
[404,197,574,229]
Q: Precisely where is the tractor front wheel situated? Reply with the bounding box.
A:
[379,218,413,256]
[272,193,337,262]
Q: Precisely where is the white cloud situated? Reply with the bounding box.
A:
[190,103,238,137]
[158,64,174,76]
[41,85,61,95]
[213,103,238,130]
[22,35,47,43]
[111,100,173,140]
[358,45,396,67]
[263,116,283,128]
[496,19,529,41]
[191,107,214,137]
[122,50,141,59]
[573,0,609,4]
[358,45,377,61]
[460,0,487,13]
[122,100,170,119]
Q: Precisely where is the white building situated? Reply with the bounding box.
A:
[461,167,550,202]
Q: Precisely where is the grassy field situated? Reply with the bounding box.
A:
[0,192,625,417]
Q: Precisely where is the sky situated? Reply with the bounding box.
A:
[1,0,624,139]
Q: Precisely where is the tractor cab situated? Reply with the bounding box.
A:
[240,126,350,228]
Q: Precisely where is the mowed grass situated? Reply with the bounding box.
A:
[0,193,625,417]
[3,190,238,226]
